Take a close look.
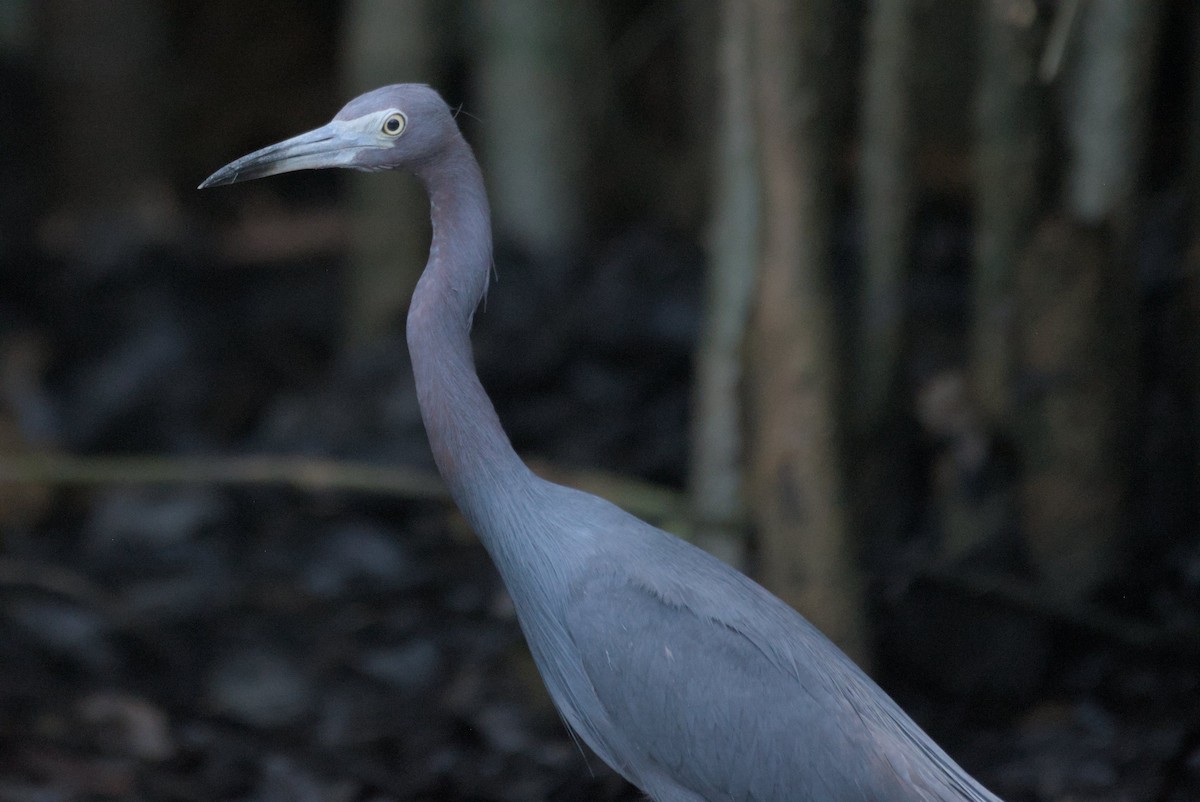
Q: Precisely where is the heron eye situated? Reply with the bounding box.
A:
[382,113,406,136]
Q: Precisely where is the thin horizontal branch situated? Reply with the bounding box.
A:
[0,452,449,498]
[0,452,686,525]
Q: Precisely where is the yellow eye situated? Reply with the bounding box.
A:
[382,112,406,136]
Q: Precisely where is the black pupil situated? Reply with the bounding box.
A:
[386,118,400,133]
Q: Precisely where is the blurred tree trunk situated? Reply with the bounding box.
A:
[0,1,35,266]
[1011,0,1160,601]
[1063,0,1164,229]
[0,2,30,52]
[341,0,439,343]
[940,0,1047,566]
[1190,7,1200,496]
[36,0,170,265]
[690,0,759,569]
[747,0,867,663]
[1014,219,1128,600]
[473,0,600,267]
[972,0,1048,423]
[1191,6,1200,193]
[856,0,916,431]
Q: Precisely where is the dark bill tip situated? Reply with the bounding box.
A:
[197,169,237,190]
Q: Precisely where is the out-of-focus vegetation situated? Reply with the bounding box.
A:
[0,1,1198,800]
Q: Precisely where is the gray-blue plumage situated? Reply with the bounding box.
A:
[201,84,1003,802]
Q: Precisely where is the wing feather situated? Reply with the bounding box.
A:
[561,539,1001,802]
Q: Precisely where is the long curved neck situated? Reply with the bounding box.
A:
[406,133,535,533]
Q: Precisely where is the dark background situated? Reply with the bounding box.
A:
[0,1,1198,800]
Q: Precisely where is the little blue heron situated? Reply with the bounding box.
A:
[201,84,1003,802]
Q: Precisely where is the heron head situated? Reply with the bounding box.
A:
[199,84,457,188]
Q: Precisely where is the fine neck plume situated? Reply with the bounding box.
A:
[406,129,534,528]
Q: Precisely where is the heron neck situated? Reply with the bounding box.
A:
[406,137,535,528]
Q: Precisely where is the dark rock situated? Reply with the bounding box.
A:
[473,703,534,756]
[255,754,328,802]
[77,692,175,761]
[304,522,422,599]
[314,678,397,748]
[7,598,115,670]
[119,545,235,624]
[205,645,314,729]
[356,640,442,696]
[86,488,227,554]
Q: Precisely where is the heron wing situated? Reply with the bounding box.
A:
[562,530,1001,802]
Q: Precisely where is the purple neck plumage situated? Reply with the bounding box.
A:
[406,131,533,520]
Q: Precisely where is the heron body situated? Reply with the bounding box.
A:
[202,84,1003,802]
